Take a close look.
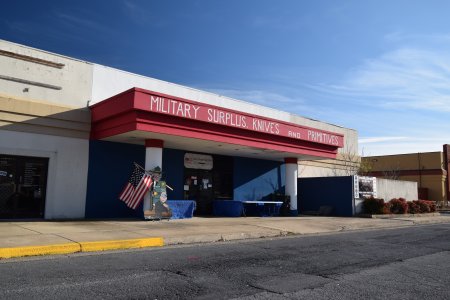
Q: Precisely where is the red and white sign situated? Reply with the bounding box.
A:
[146,94,344,147]
[91,88,345,159]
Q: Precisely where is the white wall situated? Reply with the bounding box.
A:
[0,130,89,219]
[1,40,359,219]
[0,40,93,108]
[301,165,337,177]
[376,178,418,201]
[0,40,357,155]
[91,64,358,155]
[0,40,357,154]
[0,39,357,151]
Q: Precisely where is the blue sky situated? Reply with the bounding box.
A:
[1,0,450,155]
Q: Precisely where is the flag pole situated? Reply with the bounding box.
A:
[133,162,153,175]
[133,162,173,191]
[133,162,146,171]
[134,162,170,181]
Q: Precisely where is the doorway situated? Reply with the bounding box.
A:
[183,153,233,215]
[0,155,48,219]
[184,169,214,215]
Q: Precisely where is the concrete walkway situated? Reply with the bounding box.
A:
[1,214,450,259]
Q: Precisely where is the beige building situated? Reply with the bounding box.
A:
[362,145,449,206]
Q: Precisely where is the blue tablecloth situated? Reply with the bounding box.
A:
[166,200,196,219]
[243,202,282,217]
[212,200,244,217]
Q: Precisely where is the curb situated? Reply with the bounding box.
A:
[0,237,164,259]
[0,243,81,259]
[357,212,442,218]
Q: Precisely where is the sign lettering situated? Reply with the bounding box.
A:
[148,95,343,147]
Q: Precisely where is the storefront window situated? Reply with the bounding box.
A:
[0,155,48,219]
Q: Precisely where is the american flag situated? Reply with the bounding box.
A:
[119,164,153,210]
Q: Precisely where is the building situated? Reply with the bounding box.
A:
[362,145,450,206]
[0,39,358,219]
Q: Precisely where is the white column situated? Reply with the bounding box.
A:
[143,139,164,212]
[285,158,298,216]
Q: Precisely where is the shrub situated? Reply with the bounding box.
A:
[411,200,437,213]
[389,198,409,214]
[363,197,385,214]
[427,201,437,212]
[382,202,391,214]
[408,201,421,214]
[415,200,431,213]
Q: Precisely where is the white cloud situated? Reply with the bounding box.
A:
[384,32,450,44]
[55,12,114,36]
[123,0,137,11]
[202,88,311,113]
[321,47,450,112]
[359,136,408,144]
[307,39,450,155]
[249,15,311,31]
[208,88,296,104]
[194,35,450,156]
[360,136,450,156]
[361,142,445,156]
[122,0,153,26]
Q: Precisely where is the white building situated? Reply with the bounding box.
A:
[0,39,358,219]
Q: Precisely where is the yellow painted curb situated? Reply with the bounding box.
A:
[80,237,164,252]
[0,237,164,259]
[0,243,81,259]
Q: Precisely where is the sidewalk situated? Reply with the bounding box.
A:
[1,214,450,259]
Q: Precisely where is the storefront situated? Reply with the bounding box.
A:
[0,39,357,219]
[86,88,344,218]
[182,153,233,215]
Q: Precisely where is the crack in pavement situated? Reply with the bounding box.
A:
[246,282,285,295]
[161,269,189,278]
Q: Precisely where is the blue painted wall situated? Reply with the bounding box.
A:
[86,140,286,218]
[298,176,354,216]
[161,148,184,200]
[86,141,185,218]
[85,140,145,218]
[233,156,285,201]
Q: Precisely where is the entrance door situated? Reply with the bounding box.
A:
[184,169,214,215]
[0,155,48,219]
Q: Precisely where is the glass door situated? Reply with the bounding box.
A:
[0,155,48,219]
[183,169,214,215]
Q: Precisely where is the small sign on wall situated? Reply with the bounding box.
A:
[354,176,377,199]
[184,153,213,170]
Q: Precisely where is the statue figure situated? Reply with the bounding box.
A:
[144,166,173,220]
